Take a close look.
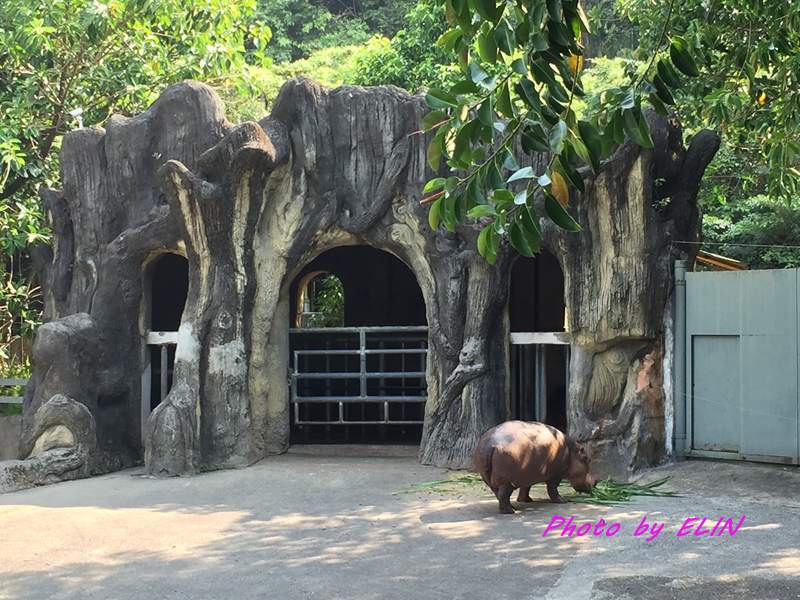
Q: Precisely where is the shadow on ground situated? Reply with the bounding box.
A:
[0,450,798,600]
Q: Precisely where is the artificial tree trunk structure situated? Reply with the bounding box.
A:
[0,77,718,491]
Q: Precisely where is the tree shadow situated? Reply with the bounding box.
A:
[0,455,797,599]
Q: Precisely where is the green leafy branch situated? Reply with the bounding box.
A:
[421,0,701,262]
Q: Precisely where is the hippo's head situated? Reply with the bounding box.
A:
[566,444,596,494]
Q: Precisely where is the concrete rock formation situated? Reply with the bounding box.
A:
[0,78,718,491]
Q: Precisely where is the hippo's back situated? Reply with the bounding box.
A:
[474,421,568,486]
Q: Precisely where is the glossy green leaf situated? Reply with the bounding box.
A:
[457,44,470,71]
[469,62,489,84]
[531,33,549,51]
[426,88,459,109]
[422,111,448,132]
[477,225,499,264]
[428,197,442,230]
[454,191,469,222]
[517,79,540,108]
[494,24,513,56]
[577,120,603,168]
[648,94,670,116]
[530,59,558,89]
[496,82,515,119]
[476,28,498,64]
[423,177,447,193]
[611,110,625,145]
[508,220,535,257]
[657,59,681,88]
[670,37,699,77]
[468,177,484,204]
[537,103,557,126]
[503,149,520,172]
[437,28,462,48]
[487,163,505,190]
[522,130,550,155]
[546,0,562,22]
[477,98,493,126]
[531,2,547,28]
[547,82,571,105]
[544,192,582,231]
[450,79,480,95]
[622,109,653,148]
[520,205,542,238]
[556,160,585,193]
[427,127,446,171]
[652,74,675,105]
[507,166,535,183]
[452,120,478,166]
[491,189,515,204]
[468,204,497,218]
[547,19,571,50]
[511,58,528,75]
[549,121,568,153]
[518,212,541,254]
[440,192,457,231]
[620,87,635,109]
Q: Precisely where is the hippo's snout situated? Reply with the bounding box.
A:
[574,483,593,494]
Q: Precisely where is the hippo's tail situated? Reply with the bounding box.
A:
[479,444,496,491]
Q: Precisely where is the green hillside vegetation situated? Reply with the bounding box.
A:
[1,0,798,377]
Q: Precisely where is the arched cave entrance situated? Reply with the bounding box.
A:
[143,253,188,433]
[509,251,568,432]
[288,246,427,445]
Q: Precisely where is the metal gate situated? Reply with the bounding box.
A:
[289,326,427,426]
[140,330,178,445]
[509,332,570,427]
[678,265,800,464]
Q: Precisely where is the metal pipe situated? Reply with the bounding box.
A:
[674,260,688,460]
[160,345,169,403]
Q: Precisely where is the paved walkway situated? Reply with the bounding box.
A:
[1,446,798,599]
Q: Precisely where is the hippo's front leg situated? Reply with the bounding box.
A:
[546,477,567,503]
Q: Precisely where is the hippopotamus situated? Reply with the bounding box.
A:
[474,420,596,514]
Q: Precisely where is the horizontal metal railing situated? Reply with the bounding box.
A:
[290,326,428,426]
[0,378,28,404]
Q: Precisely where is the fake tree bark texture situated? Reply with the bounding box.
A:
[10,77,718,486]
[145,77,514,471]
[3,82,223,489]
[540,113,719,476]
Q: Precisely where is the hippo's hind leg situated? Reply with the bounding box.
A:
[496,483,516,514]
[546,477,567,503]
[517,486,534,503]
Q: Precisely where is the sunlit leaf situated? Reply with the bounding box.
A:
[545,192,582,231]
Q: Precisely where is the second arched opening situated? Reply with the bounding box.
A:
[288,246,427,445]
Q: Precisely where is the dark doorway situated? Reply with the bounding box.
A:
[151,253,189,332]
[509,251,568,432]
[509,251,565,332]
[289,246,427,445]
[291,246,426,328]
[149,253,188,411]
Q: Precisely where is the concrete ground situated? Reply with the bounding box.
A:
[1,446,799,600]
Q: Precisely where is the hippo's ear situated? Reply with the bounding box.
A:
[576,445,589,460]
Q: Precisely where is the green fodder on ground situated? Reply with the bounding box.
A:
[395,474,677,504]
